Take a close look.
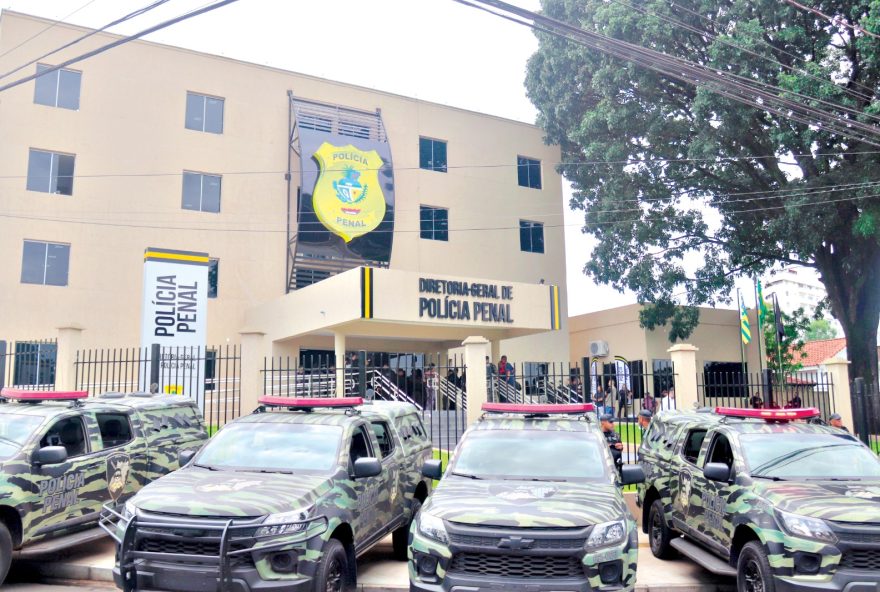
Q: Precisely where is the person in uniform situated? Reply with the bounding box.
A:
[638,409,653,433]
[600,414,623,471]
[829,413,849,432]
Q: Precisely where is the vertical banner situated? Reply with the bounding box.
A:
[140,248,209,406]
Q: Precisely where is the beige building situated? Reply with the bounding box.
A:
[0,10,568,375]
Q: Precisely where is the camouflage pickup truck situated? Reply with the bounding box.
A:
[103,396,432,592]
[0,388,207,584]
[410,402,645,592]
[638,406,880,592]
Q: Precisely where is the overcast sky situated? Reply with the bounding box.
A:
[1,0,765,316]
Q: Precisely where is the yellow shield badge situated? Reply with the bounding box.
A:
[312,142,387,242]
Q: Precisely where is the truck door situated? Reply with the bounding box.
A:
[672,427,707,530]
[347,423,390,549]
[688,431,735,551]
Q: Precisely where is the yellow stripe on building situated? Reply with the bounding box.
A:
[144,251,210,264]
[553,285,561,330]
[364,268,372,318]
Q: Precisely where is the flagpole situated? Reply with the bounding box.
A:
[774,293,785,382]
[754,278,765,375]
[738,290,747,376]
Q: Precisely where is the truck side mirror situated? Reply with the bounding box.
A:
[421,459,443,480]
[178,449,197,467]
[620,464,645,485]
[353,457,382,479]
[34,446,67,466]
[704,462,733,483]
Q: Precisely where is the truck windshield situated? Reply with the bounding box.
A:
[194,423,343,473]
[741,433,880,479]
[450,430,609,481]
[0,413,44,460]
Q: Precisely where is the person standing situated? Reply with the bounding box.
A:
[616,386,628,420]
[829,413,849,432]
[600,414,623,472]
[425,363,438,411]
[498,356,515,386]
[637,409,653,434]
[606,378,618,415]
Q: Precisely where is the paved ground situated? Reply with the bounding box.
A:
[10,531,735,592]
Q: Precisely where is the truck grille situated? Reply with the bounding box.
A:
[449,552,584,579]
[448,533,586,550]
[137,539,254,566]
[837,532,880,545]
[840,550,880,571]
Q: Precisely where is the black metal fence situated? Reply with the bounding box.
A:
[0,339,57,391]
[851,378,880,453]
[697,369,835,420]
[75,344,241,428]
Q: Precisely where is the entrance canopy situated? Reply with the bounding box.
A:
[244,267,561,348]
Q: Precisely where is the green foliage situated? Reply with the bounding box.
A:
[763,307,810,374]
[526,0,880,384]
[805,318,839,341]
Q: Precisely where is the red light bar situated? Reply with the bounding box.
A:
[258,396,363,408]
[1,388,87,401]
[715,407,820,420]
[482,402,595,414]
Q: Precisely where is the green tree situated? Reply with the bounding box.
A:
[763,306,810,374]
[525,0,880,387]
[805,318,839,340]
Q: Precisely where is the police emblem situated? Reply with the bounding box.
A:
[312,142,387,242]
[106,453,131,502]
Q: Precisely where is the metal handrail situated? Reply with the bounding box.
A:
[438,376,467,410]
[371,370,422,410]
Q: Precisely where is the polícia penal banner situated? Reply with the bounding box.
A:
[293,100,395,274]
[140,247,209,407]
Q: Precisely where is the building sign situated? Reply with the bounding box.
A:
[417,277,515,324]
[140,248,209,404]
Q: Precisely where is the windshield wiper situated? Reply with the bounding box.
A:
[450,471,483,480]
[0,436,21,447]
[751,444,850,475]
[751,474,786,481]
[192,463,219,471]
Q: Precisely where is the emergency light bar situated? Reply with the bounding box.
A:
[258,396,364,409]
[482,402,595,414]
[715,407,820,420]
[0,388,88,401]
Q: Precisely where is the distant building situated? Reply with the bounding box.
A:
[762,266,827,318]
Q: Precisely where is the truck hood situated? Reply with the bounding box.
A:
[757,479,880,523]
[423,477,626,527]
[131,467,334,517]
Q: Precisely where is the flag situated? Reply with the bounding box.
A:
[773,294,785,340]
[740,297,752,345]
[756,280,770,327]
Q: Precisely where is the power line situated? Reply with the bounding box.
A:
[0,0,175,82]
[782,0,880,41]
[0,0,100,60]
[0,0,241,94]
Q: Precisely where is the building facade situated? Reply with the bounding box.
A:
[762,266,828,318]
[0,11,569,381]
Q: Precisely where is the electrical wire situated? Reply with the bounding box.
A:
[0,0,241,94]
[782,0,880,41]
[0,0,100,60]
[0,0,175,82]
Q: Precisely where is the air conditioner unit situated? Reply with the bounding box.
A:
[589,341,609,357]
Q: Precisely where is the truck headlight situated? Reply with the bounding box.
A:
[256,507,313,538]
[121,500,138,521]
[776,510,837,544]
[417,511,449,545]
[586,519,627,549]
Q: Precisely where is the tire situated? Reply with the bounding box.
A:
[316,539,350,592]
[0,522,12,585]
[648,500,677,559]
[393,498,422,561]
[737,541,776,592]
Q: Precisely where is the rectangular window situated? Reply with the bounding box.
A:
[339,121,371,139]
[299,114,332,132]
[370,421,396,458]
[419,137,447,172]
[517,156,542,189]
[185,92,224,133]
[420,206,449,241]
[519,220,544,253]
[26,149,75,195]
[208,258,219,298]
[12,341,57,387]
[21,240,70,286]
[182,172,221,213]
[34,64,81,110]
[96,413,134,449]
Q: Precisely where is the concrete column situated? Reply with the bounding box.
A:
[668,344,699,412]
[55,325,83,392]
[823,358,852,430]
[334,332,346,398]
[239,331,266,414]
[490,340,501,367]
[463,336,490,427]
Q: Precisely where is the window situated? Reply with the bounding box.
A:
[41,417,87,457]
[182,172,221,213]
[652,359,675,397]
[370,421,395,458]
[349,425,373,466]
[12,341,57,387]
[519,220,544,253]
[339,121,370,139]
[419,137,447,172]
[517,156,541,189]
[681,428,707,465]
[299,114,332,132]
[27,149,75,195]
[34,64,81,110]
[208,258,219,298]
[97,413,133,449]
[21,240,70,286]
[420,206,448,241]
[707,434,734,468]
[185,92,224,133]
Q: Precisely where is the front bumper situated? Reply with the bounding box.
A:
[774,570,880,592]
[112,561,313,592]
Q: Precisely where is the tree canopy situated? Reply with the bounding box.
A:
[525,0,880,386]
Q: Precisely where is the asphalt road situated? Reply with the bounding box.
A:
[6,562,113,591]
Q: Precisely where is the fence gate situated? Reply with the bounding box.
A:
[0,339,57,391]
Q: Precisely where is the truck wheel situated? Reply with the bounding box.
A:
[316,539,350,592]
[392,499,421,561]
[648,500,677,559]
[738,541,776,592]
[0,522,12,585]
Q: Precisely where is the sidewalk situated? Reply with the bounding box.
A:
[18,533,735,592]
